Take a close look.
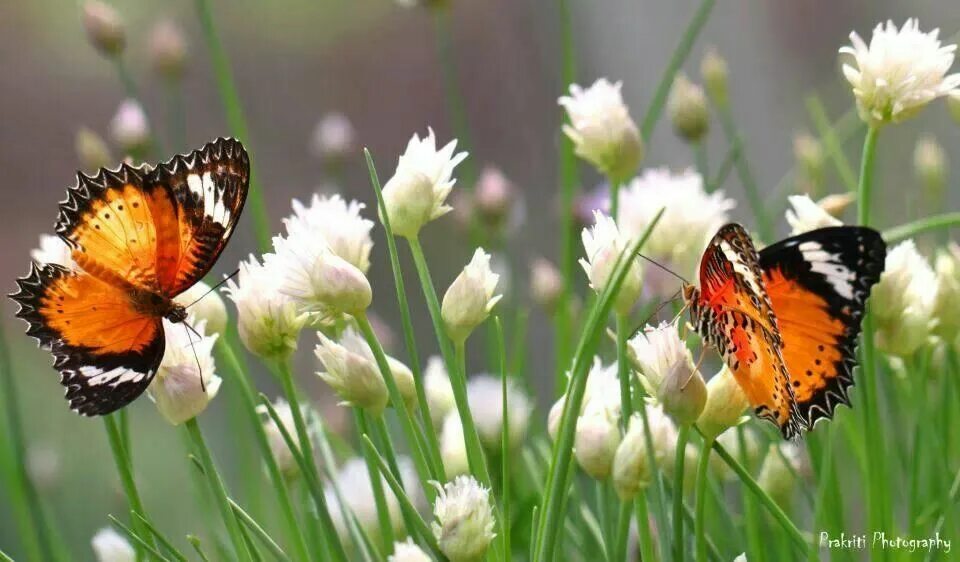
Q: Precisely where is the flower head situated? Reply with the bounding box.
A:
[579,212,643,314]
[466,375,531,450]
[629,321,706,424]
[148,320,220,425]
[473,166,516,225]
[256,398,319,478]
[286,194,374,274]
[667,74,710,143]
[389,539,432,562]
[224,255,309,360]
[315,330,388,414]
[530,257,563,312]
[872,240,937,356]
[109,99,150,154]
[310,112,356,161]
[83,1,125,57]
[148,19,187,79]
[559,79,643,182]
[31,234,75,269]
[613,405,677,498]
[574,400,621,480]
[382,129,467,238]
[173,280,228,336]
[326,457,418,545]
[697,366,749,440]
[618,168,734,295]
[432,476,496,562]
[700,46,729,107]
[442,248,502,342]
[91,527,135,562]
[840,19,960,125]
[785,194,842,235]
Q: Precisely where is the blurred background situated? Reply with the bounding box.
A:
[1,0,958,557]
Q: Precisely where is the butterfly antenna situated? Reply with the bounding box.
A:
[183,322,207,393]
[184,268,240,309]
[630,289,683,339]
[636,253,690,285]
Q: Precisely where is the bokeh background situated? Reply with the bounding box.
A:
[1,0,958,557]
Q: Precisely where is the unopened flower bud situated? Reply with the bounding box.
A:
[109,100,150,154]
[467,375,531,450]
[388,355,418,411]
[547,396,565,441]
[473,166,515,225]
[574,402,621,480]
[310,112,356,162]
[668,74,710,143]
[580,212,643,315]
[712,427,762,480]
[268,234,372,315]
[83,1,125,57]
[75,127,112,172]
[315,332,388,414]
[440,412,470,478]
[92,527,135,562]
[148,19,187,80]
[530,257,563,312]
[432,476,496,562]
[612,414,653,500]
[700,46,729,107]
[629,321,705,425]
[256,398,317,478]
[389,539,432,562]
[425,356,455,426]
[914,135,947,202]
[697,367,749,440]
[442,248,502,343]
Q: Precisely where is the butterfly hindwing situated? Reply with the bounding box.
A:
[691,224,805,439]
[759,226,886,428]
[10,263,165,415]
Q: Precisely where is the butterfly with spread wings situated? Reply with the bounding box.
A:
[683,223,886,439]
[10,138,249,416]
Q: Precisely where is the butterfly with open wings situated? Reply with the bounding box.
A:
[683,223,886,439]
[10,138,249,416]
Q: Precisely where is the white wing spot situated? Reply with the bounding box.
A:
[799,241,855,300]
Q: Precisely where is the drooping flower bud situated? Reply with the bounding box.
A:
[697,366,749,440]
[700,46,729,107]
[148,19,187,80]
[431,476,497,562]
[83,1,125,57]
[574,401,621,480]
[148,320,221,425]
[442,248,502,343]
[668,74,710,143]
[75,127,112,172]
[315,331,389,414]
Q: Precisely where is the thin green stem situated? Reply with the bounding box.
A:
[737,426,764,562]
[230,500,289,562]
[355,411,396,549]
[130,512,190,562]
[615,314,632,430]
[108,516,173,562]
[104,414,158,558]
[695,439,714,562]
[215,340,312,562]
[672,425,691,562]
[695,142,709,188]
[716,104,772,241]
[496,317,513,561]
[453,338,493,485]
[805,95,858,194]
[184,418,251,561]
[882,213,960,243]
[634,495,657,562]
[640,0,717,141]
[192,0,271,251]
[433,8,475,184]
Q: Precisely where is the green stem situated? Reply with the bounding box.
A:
[215,340,312,562]
[104,415,158,558]
[695,142,709,188]
[496,318,513,561]
[634,495,657,562]
[804,95,858,194]
[355,411,396,549]
[737,426,764,562]
[185,418,250,561]
[192,0,271,252]
[640,0,717,141]
[882,212,960,243]
[672,425,691,562]
[609,179,620,220]
[453,339,493,485]
[433,8,475,184]
[615,314,632,430]
[694,438,714,562]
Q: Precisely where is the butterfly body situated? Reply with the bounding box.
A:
[11,138,249,416]
[685,223,885,439]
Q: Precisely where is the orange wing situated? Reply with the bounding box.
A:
[759,227,886,428]
[10,263,164,415]
[687,224,805,439]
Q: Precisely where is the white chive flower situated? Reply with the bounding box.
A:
[310,112,356,161]
[432,476,496,562]
[224,255,309,361]
[934,243,960,340]
[696,366,750,440]
[840,19,960,125]
[173,280,228,336]
[441,248,502,343]
[337,327,417,410]
[549,358,624,441]
[612,414,653,499]
[325,457,418,544]
[559,78,643,182]
[31,234,76,269]
[440,411,469,478]
[579,211,643,314]
[83,1,125,57]
[284,194,374,273]
[91,527,135,562]
[466,375,531,450]
[315,331,388,414]
[255,397,319,478]
[382,128,467,238]
[574,400,621,480]
[148,320,221,425]
[871,240,937,357]
[618,168,734,296]
[628,321,706,425]
[700,46,729,107]
[425,356,456,427]
[784,194,842,235]
[109,99,150,153]
[267,233,372,316]
[389,539,432,562]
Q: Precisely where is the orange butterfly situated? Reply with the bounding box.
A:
[10,138,249,415]
[683,223,886,439]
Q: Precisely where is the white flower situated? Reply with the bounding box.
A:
[549,359,625,442]
[267,233,372,316]
[31,234,75,269]
[432,476,496,562]
[440,411,469,478]
[255,398,318,478]
[934,243,960,340]
[326,457,419,545]
[579,211,643,314]
[667,73,710,143]
[315,331,388,414]
[559,78,643,181]
[612,414,653,499]
[382,128,467,238]
[628,321,706,425]
[840,19,960,125]
[696,366,749,440]
[91,527,135,562]
[224,255,308,360]
[173,280,228,336]
[441,248,502,342]
[147,320,221,425]
[784,194,842,235]
[284,194,374,273]
[466,375,531,450]
[530,257,563,311]
[109,99,150,152]
[574,400,621,480]
[310,112,356,160]
[872,240,937,356]
[618,168,734,295]
[389,538,432,562]
[733,554,748,562]
[757,443,807,507]
[425,356,455,427]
